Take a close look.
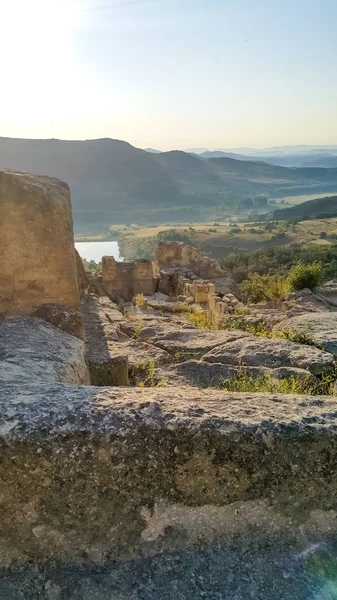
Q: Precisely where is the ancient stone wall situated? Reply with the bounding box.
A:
[155,241,228,279]
[181,280,215,303]
[102,256,157,301]
[207,287,244,324]
[0,170,80,315]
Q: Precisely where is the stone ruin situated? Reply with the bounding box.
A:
[3,170,337,598]
[93,240,241,316]
[102,255,157,302]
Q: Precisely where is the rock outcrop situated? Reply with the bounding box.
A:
[202,333,333,375]
[0,316,90,385]
[273,310,337,354]
[0,170,80,315]
[34,303,84,340]
[2,383,337,578]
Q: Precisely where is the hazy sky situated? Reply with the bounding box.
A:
[1,0,336,149]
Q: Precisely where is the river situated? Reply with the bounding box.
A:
[75,241,121,263]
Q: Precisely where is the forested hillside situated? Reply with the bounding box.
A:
[1,137,337,229]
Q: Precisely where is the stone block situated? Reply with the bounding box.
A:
[0,170,80,315]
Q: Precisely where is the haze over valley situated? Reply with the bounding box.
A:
[2,136,337,232]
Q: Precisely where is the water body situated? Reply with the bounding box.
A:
[75,241,121,263]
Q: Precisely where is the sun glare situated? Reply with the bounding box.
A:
[1,0,80,64]
[3,0,79,36]
[0,0,84,126]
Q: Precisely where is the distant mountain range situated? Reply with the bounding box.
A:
[146,146,337,168]
[186,144,337,157]
[1,136,337,230]
[197,150,337,168]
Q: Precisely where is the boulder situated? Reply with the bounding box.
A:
[34,303,84,340]
[0,316,90,385]
[314,280,337,309]
[0,170,80,315]
[280,288,335,314]
[202,334,334,376]
[273,311,337,355]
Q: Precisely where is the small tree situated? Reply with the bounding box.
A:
[287,261,323,291]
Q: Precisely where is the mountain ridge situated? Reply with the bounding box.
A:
[1,136,337,229]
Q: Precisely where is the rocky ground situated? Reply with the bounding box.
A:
[2,285,337,599]
[81,282,337,395]
[1,539,334,599]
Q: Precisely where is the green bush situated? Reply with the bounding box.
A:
[287,261,323,291]
[221,243,337,283]
[239,272,289,303]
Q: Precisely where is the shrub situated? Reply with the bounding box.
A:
[187,310,214,329]
[277,324,315,345]
[287,261,323,291]
[223,364,337,396]
[223,316,272,337]
[239,272,289,303]
[135,294,146,307]
[223,368,312,394]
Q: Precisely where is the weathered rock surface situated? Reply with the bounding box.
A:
[314,279,337,306]
[75,248,89,294]
[34,303,84,340]
[81,295,172,384]
[0,542,328,599]
[2,384,337,571]
[163,360,317,389]
[81,294,129,385]
[273,310,337,355]
[120,318,250,358]
[0,170,80,315]
[202,334,334,375]
[0,316,90,385]
[280,288,336,315]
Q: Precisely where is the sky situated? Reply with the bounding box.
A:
[1,0,336,150]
